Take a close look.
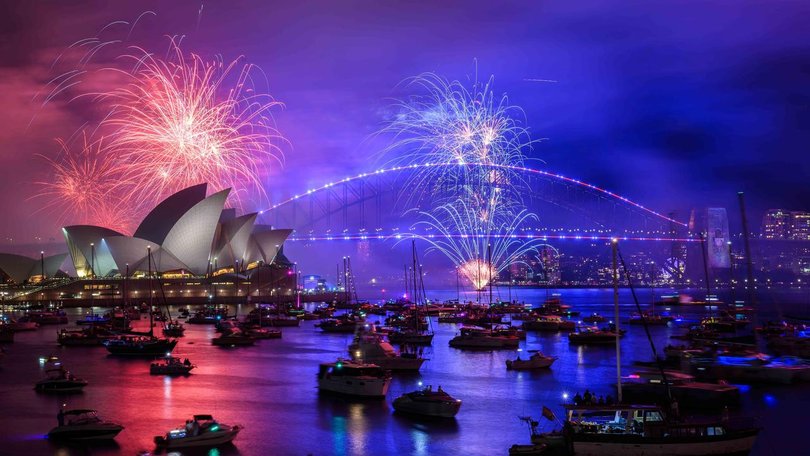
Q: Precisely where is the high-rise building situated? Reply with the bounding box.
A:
[761,209,790,239]
[790,211,810,240]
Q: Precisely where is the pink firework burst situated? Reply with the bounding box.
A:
[100,40,285,210]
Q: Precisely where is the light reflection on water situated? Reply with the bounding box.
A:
[0,288,807,455]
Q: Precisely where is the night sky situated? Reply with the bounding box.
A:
[1,0,809,242]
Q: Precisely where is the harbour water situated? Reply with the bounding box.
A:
[1,288,807,455]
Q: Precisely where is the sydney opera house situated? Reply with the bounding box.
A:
[0,184,297,305]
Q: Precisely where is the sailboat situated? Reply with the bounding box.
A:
[104,247,178,356]
[388,242,434,345]
[536,240,761,456]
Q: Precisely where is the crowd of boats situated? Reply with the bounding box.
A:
[2,283,808,454]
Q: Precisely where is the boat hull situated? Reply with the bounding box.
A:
[392,397,461,418]
[318,377,391,398]
[157,428,241,448]
[506,357,556,370]
[571,432,758,456]
[48,424,123,440]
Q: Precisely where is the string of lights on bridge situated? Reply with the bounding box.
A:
[258,162,689,228]
[286,231,700,243]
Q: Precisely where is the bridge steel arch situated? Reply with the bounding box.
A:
[259,163,687,241]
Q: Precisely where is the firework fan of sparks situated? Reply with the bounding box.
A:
[97,39,285,209]
[379,71,538,207]
[37,135,142,233]
[36,14,286,229]
[406,196,545,289]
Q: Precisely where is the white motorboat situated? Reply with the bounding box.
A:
[48,409,123,440]
[506,351,558,370]
[449,326,520,349]
[317,359,391,398]
[349,329,424,371]
[154,414,242,449]
[150,356,195,375]
[392,386,462,418]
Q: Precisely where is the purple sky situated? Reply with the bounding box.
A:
[1,0,809,245]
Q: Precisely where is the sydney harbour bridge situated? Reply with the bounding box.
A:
[257,163,694,285]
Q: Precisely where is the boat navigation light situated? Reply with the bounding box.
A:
[418,381,423,387]
[562,392,569,401]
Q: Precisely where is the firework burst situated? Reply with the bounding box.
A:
[407,196,544,289]
[37,135,140,233]
[380,71,537,207]
[37,16,286,226]
[98,40,285,209]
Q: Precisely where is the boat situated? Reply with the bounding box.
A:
[392,385,462,418]
[162,320,186,337]
[349,328,424,371]
[212,328,255,347]
[76,313,111,326]
[317,315,362,333]
[58,326,116,346]
[621,370,740,407]
[154,414,242,449]
[387,328,435,345]
[317,359,392,398]
[583,313,607,324]
[27,310,69,325]
[243,326,282,339]
[388,241,435,345]
[449,326,520,349]
[629,311,674,326]
[35,366,88,393]
[558,403,759,456]
[106,251,178,356]
[3,316,39,331]
[104,335,178,356]
[506,351,558,370]
[697,353,810,384]
[48,409,124,440]
[522,315,576,332]
[150,356,195,375]
[568,326,618,345]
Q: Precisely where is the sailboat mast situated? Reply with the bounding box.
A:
[612,239,622,403]
[699,231,714,316]
[738,192,756,308]
[147,246,154,338]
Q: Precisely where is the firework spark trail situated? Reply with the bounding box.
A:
[36,15,285,229]
[406,196,545,289]
[379,71,538,208]
[36,135,142,233]
[96,40,285,210]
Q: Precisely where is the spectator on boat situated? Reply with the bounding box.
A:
[670,399,680,419]
[184,358,191,367]
[583,390,592,404]
[573,392,582,405]
[598,395,605,405]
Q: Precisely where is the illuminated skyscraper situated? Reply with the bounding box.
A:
[761,209,790,239]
